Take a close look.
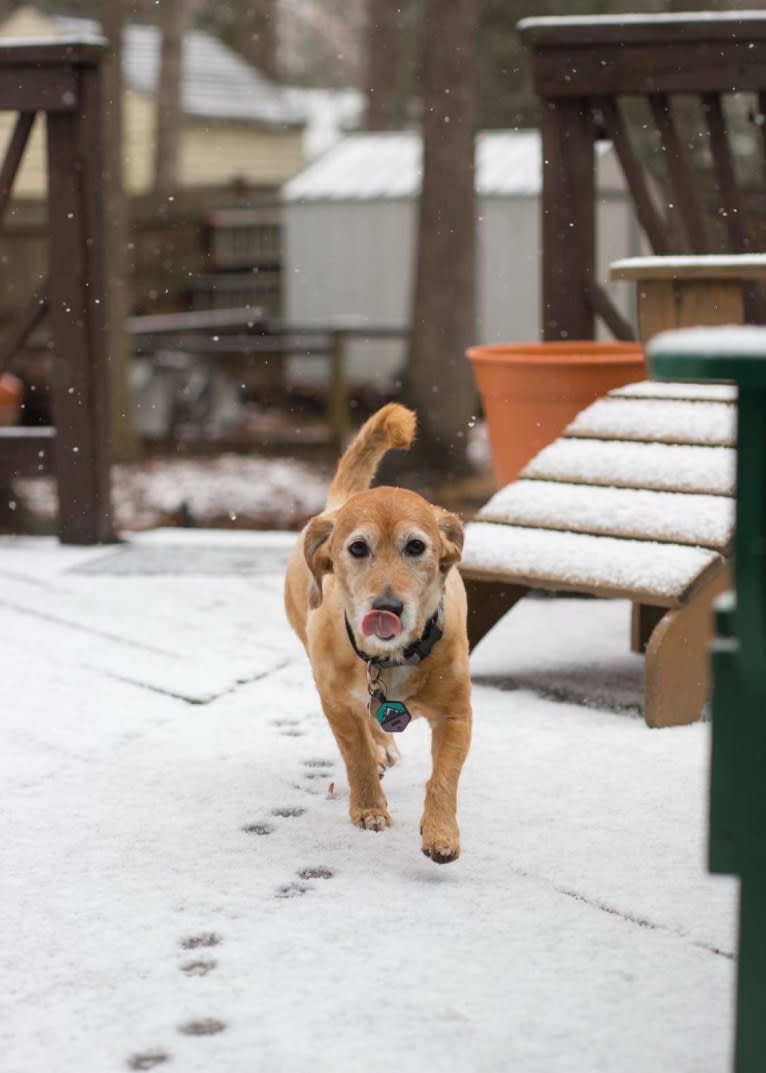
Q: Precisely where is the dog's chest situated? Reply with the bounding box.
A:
[349,664,418,712]
[385,665,416,698]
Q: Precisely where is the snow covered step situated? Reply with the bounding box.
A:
[609,380,737,403]
[478,480,734,551]
[461,521,723,606]
[565,398,736,447]
[523,438,735,496]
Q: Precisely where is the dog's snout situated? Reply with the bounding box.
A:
[372,595,404,617]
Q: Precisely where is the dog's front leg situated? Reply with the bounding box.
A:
[421,710,471,863]
[322,700,392,831]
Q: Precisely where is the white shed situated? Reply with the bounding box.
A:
[282,130,642,388]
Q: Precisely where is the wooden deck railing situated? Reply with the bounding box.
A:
[519,13,766,341]
[0,39,112,543]
[129,310,409,447]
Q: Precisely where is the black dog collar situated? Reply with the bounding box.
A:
[344,606,443,669]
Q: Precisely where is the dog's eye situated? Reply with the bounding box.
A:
[405,539,426,557]
[348,540,369,559]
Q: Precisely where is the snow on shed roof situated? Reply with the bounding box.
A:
[280,87,365,159]
[54,15,304,128]
[282,130,618,201]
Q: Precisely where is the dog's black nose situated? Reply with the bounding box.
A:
[372,596,403,617]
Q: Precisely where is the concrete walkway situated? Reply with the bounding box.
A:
[1,530,736,1073]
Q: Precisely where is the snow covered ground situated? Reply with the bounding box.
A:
[1,530,737,1073]
[15,454,332,532]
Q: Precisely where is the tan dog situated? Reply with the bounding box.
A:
[284,404,472,863]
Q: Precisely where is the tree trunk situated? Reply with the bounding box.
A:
[366,0,399,130]
[236,0,278,81]
[399,0,480,479]
[101,0,138,462]
[154,0,189,197]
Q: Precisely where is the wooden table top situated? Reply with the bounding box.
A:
[610,254,766,281]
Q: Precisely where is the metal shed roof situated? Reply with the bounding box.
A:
[282,131,617,202]
[55,15,304,128]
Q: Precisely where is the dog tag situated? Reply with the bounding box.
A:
[374,700,411,734]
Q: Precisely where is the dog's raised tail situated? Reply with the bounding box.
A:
[326,403,416,510]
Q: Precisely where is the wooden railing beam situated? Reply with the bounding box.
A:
[648,94,710,254]
[0,279,49,376]
[521,13,766,339]
[757,92,766,178]
[702,92,762,323]
[592,95,670,255]
[0,111,35,227]
[0,427,54,479]
[520,14,766,97]
[540,97,595,341]
[702,93,749,253]
[588,284,636,342]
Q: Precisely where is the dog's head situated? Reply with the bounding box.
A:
[303,486,463,656]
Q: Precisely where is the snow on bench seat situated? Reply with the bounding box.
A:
[523,438,735,496]
[461,522,723,606]
[609,380,737,403]
[477,480,734,551]
[565,398,735,447]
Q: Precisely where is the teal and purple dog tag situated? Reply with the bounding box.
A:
[374,700,411,733]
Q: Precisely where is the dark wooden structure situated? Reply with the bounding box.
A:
[0,39,113,543]
[519,13,766,341]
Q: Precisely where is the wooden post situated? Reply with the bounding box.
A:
[46,60,113,544]
[462,578,528,650]
[643,568,730,727]
[540,97,595,341]
[101,1,139,464]
[630,602,666,654]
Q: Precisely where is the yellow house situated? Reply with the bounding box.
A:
[0,5,306,199]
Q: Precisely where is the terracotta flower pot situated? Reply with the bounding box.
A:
[0,372,22,427]
[467,340,645,487]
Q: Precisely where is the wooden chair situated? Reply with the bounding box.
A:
[460,379,735,727]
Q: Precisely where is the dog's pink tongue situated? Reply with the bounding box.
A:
[361,610,402,640]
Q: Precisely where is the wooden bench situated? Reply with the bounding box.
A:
[460,379,736,727]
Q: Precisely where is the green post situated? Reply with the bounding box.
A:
[647,326,766,1073]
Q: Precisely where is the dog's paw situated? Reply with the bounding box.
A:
[420,818,460,864]
[351,805,392,831]
[372,729,401,778]
[374,739,401,779]
[383,739,401,767]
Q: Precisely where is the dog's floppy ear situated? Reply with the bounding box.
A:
[304,513,335,609]
[434,507,464,575]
